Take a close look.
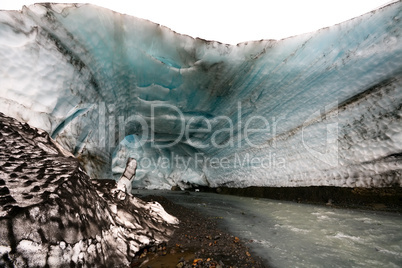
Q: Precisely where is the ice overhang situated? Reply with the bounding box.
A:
[0,2,401,189]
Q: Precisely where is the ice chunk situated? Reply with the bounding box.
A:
[117,157,137,193]
[0,113,178,266]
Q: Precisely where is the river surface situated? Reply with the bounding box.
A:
[134,190,402,268]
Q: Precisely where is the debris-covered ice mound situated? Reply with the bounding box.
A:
[0,112,178,267]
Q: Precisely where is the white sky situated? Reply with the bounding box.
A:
[0,0,396,44]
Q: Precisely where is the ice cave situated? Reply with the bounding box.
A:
[0,2,401,267]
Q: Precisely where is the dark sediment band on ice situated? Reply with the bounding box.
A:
[191,186,402,212]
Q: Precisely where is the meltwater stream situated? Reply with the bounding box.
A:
[135,190,402,268]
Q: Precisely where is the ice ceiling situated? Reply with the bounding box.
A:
[0,3,401,189]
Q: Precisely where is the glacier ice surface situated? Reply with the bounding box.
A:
[0,112,178,266]
[0,2,401,189]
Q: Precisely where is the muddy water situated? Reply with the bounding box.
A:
[135,190,402,268]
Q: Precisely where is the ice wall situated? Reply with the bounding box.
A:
[0,2,401,189]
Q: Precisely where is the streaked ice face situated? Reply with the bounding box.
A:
[138,190,402,268]
[0,3,401,189]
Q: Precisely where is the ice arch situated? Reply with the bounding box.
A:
[0,2,401,189]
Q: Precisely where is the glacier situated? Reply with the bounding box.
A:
[0,2,401,189]
[0,112,178,266]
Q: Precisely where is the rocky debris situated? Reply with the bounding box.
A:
[211,186,402,212]
[171,185,181,191]
[135,195,266,267]
[0,112,178,267]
